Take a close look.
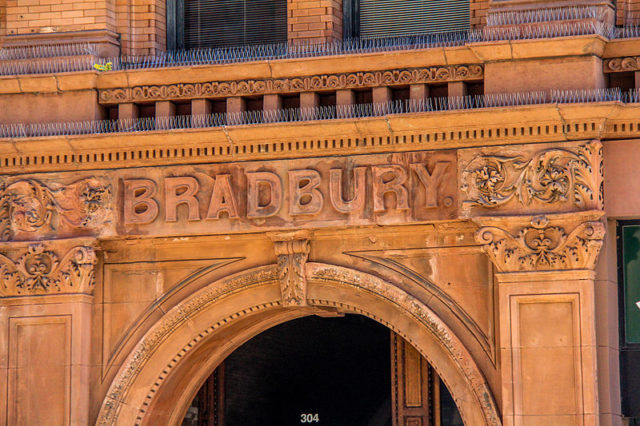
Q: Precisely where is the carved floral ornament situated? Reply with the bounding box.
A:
[98,65,483,104]
[0,242,97,295]
[0,177,112,241]
[460,141,603,213]
[474,213,605,273]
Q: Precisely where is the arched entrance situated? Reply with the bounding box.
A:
[182,314,463,426]
[96,263,500,426]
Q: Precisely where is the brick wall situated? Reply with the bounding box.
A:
[288,0,342,44]
[4,0,116,36]
[116,0,165,55]
[471,0,489,28]
[617,0,640,25]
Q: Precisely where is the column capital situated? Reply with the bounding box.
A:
[0,238,98,296]
[474,211,605,273]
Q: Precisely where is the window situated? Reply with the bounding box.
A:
[344,0,470,39]
[167,0,287,50]
[618,221,640,420]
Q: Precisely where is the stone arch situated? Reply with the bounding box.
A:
[96,263,500,425]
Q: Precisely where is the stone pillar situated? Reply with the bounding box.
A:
[448,82,467,98]
[0,238,98,425]
[263,94,283,122]
[118,103,139,121]
[475,213,604,425]
[156,100,176,129]
[300,92,319,120]
[410,84,429,100]
[336,89,355,118]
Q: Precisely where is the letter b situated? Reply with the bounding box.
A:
[123,179,159,224]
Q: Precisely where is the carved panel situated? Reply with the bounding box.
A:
[7,315,71,425]
[474,212,605,272]
[0,177,112,241]
[604,56,640,72]
[98,65,484,104]
[460,141,603,216]
[0,239,97,295]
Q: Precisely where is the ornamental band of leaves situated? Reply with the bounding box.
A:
[461,141,602,210]
[98,65,484,104]
[0,177,112,241]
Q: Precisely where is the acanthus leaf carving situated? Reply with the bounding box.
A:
[271,232,311,307]
[474,213,605,272]
[0,242,97,295]
[0,177,112,241]
[461,141,603,212]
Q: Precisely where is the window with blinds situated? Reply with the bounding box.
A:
[354,0,470,39]
[183,0,287,50]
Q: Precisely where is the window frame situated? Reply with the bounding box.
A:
[617,220,640,418]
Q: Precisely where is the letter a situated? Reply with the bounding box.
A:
[207,174,239,219]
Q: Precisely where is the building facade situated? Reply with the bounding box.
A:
[1,0,640,424]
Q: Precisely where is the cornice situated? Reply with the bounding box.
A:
[0,102,629,174]
[2,35,633,96]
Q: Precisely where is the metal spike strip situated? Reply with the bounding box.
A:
[486,5,606,27]
[0,87,635,139]
[0,43,97,60]
[0,20,635,76]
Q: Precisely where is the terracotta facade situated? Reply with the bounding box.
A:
[0,0,639,424]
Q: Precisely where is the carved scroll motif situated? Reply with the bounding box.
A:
[474,214,605,272]
[605,56,640,72]
[273,237,311,306]
[0,177,112,241]
[461,141,602,211]
[99,65,484,103]
[0,243,97,295]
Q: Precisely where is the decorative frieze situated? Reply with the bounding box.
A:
[474,212,605,273]
[271,232,311,307]
[0,177,112,241]
[604,56,640,72]
[460,141,603,215]
[98,65,484,104]
[0,241,97,295]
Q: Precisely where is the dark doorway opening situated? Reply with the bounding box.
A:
[183,314,462,426]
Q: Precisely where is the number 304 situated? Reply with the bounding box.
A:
[300,413,319,423]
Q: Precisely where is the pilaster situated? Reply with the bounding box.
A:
[474,212,605,425]
[0,238,98,425]
[0,173,110,425]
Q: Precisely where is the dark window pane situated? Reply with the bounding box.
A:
[184,0,287,49]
